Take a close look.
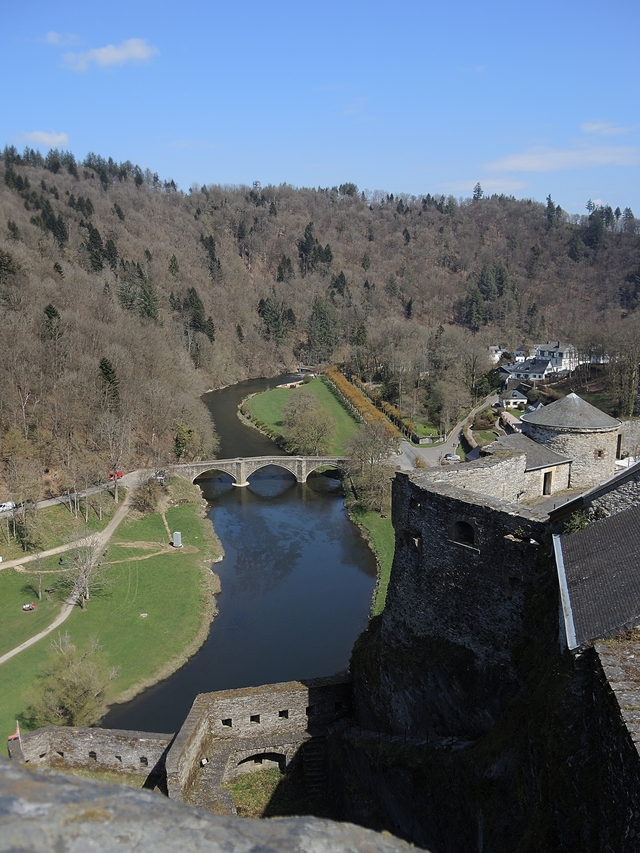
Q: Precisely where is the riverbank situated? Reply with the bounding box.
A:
[0,478,223,737]
[241,376,361,455]
[240,381,394,616]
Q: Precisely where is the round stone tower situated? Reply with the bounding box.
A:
[520,393,621,490]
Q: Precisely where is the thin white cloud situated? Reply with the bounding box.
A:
[43,31,79,46]
[342,98,367,116]
[22,130,69,147]
[485,145,640,173]
[63,38,158,72]
[581,121,631,136]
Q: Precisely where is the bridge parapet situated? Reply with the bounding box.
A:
[169,456,347,487]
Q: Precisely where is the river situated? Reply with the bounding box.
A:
[103,376,377,734]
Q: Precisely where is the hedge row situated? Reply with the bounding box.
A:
[349,375,414,439]
[324,366,401,437]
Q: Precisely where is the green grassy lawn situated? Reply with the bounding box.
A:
[225,764,339,820]
[410,421,439,438]
[116,510,167,544]
[349,505,395,616]
[473,430,499,447]
[506,409,523,419]
[0,570,65,656]
[245,377,360,455]
[0,481,222,739]
[0,490,122,563]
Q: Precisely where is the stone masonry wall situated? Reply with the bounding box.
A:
[18,727,172,777]
[414,453,527,502]
[522,422,618,489]
[590,468,640,517]
[620,419,640,456]
[165,677,351,800]
[522,461,570,498]
[389,474,547,661]
[352,474,549,742]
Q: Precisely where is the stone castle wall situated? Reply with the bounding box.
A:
[17,726,172,777]
[414,453,527,502]
[165,677,351,800]
[522,460,570,497]
[521,422,618,489]
[389,473,547,660]
[353,473,549,742]
[590,467,640,517]
[620,419,640,455]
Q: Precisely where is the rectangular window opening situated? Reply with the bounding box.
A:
[278,709,289,719]
[221,718,232,727]
[250,714,261,724]
[140,756,148,767]
[88,751,97,761]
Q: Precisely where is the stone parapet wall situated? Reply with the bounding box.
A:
[591,468,640,517]
[166,693,212,800]
[410,453,527,503]
[17,727,173,777]
[165,677,351,800]
[0,755,418,853]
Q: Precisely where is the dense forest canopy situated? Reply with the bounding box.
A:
[1,144,640,498]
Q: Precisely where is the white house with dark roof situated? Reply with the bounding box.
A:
[502,358,554,382]
[534,341,581,372]
[500,389,528,408]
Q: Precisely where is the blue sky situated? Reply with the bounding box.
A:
[1,0,638,213]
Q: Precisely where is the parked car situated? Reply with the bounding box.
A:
[0,501,16,513]
[443,454,460,464]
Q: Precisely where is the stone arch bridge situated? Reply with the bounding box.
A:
[169,456,347,487]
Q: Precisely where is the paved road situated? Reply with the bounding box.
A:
[0,480,140,667]
[394,395,499,471]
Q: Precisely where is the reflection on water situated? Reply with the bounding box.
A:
[103,467,376,734]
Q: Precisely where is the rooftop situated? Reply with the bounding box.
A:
[554,505,640,649]
[521,393,621,431]
[484,433,571,472]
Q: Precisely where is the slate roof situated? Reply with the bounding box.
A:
[521,392,620,430]
[535,341,575,354]
[503,358,552,376]
[486,433,571,471]
[554,505,640,649]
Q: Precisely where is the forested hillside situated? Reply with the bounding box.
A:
[1,145,640,500]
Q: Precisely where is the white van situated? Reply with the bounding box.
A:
[0,502,16,513]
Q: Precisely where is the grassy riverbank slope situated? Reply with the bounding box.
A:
[0,478,222,738]
[244,377,360,455]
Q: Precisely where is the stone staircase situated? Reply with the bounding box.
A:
[302,736,327,796]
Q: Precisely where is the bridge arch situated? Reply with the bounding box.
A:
[171,456,347,487]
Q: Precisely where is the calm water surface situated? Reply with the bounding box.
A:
[103,377,376,733]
